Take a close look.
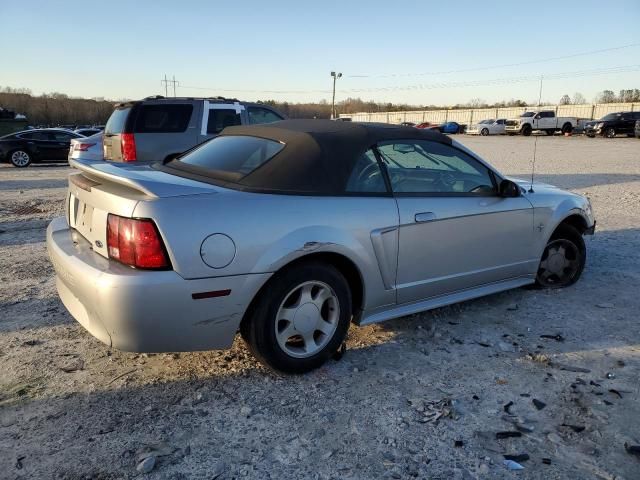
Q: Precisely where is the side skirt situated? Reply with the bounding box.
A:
[358,276,534,326]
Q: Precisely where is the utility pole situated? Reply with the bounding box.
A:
[330,71,342,119]
[161,75,179,97]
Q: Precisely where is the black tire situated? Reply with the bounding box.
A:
[545,129,555,136]
[241,261,352,373]
[586,134,596,138]
[481,128,489,136]
[9,149,32,168]
[604,127,616,138]
[522,125,532,136]
[561,123,573,135]
[535,224,586,288]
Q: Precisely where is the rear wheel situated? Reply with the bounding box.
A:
[536,224,585,288]
[604,127,616,138]
[241,262,352,373]
[10,150,31,168]
[561,123,573,135]
[481,128,489,136]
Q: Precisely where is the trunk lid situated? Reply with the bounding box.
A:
[67,159,219,259]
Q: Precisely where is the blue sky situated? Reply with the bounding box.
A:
[2,0,639,106]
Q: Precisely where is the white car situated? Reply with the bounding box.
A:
[69,132,103,161]
[466,119,507,136]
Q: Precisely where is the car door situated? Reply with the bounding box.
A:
[48,131,77,159]
[27,131,61,159]
[619,112,635,135]
[377,139,535,304]
[199,101,245,144]
[494,119,506,134]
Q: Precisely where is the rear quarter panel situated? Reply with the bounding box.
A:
[133,190,399,311]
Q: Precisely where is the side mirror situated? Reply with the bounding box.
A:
[534,114,541,119]
[499,179,520,198]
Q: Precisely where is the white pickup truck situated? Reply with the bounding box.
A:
[505,110,577,136]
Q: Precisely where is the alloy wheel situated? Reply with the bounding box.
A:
[11,150,30,167]
[274,281,340,358]
[537,239,581,287]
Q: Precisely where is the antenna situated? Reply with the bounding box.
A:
[529,75,543,193]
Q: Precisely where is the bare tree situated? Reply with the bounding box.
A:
[572,92,586,105]
[559,94,571,105]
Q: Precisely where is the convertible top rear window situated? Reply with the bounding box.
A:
[173,135,284,181]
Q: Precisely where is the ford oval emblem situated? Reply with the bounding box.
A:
[95,240,103,248]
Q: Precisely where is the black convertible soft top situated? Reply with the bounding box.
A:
[170,119,453,195]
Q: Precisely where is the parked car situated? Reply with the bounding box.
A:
[505,111,577,136]
[436,121,466,134]
[584,111,640,138]
[74,127,102,137]
[0,128,84,167]
[102,96,286,164]
[635,119,640,139]
[467,119,507,136]
[69,132,104,161]
[48,120,595,373]
[415,121,438,129]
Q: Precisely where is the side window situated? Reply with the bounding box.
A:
[247,107,284,125]
[377,140,496,195]
[345,149,387,193]
[133,104,193,133]
[51,131,74,141]
[207,109,241,134]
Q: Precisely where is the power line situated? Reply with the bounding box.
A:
[347,43,640,78]
[177,64,640,95]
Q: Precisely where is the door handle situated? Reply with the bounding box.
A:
[415,212,436,223]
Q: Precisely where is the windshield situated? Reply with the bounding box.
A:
[479,119,494,124]
[600,113,621,121]
[173,135,285,181]
[520,112,535,117]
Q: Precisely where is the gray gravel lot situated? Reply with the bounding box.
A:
[1,135,639,479]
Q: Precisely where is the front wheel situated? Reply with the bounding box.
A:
[481,128,489,136]
[604,127,616,138]
[241,262,352,373]
[10,150,32,168]
[536,224,585,288]
[522,125,532,136]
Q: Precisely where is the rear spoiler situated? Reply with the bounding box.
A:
[69,158,218,198]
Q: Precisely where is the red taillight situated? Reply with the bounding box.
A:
[74,142,96,152]
[121,133,137,162]
[106,214,169,269]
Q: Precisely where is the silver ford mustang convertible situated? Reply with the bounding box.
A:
[47,120,595,372]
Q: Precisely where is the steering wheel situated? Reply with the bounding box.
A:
[435,171,457,190]
[357,162,383,185]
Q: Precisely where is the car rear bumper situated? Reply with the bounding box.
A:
[47,216,270,353]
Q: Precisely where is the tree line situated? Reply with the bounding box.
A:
[0,86,115,126]
[1,85,638,125]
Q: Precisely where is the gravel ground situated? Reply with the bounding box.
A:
[1,136,639,480]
